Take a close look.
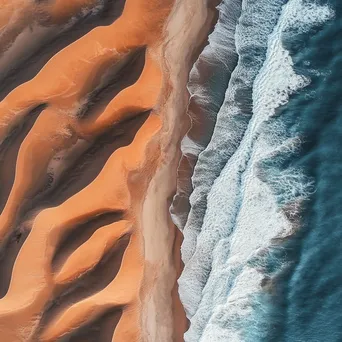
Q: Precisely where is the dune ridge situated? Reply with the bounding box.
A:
[0,0,125,83]
[0,0,216,340]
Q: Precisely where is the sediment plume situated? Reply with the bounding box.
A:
[0,0,216,341]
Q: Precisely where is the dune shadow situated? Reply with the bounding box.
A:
[0,104,46,213]
[51,211,123,272]
[38,234,130,339]
[0,0,127,100]
[59,308,122,342]
[0,228,29,298]
[34,111,149,210]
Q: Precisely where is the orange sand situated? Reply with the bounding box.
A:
[0,0,215,340]
[0,0,100,56]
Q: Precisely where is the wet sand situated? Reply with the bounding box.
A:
[0,0,216,340]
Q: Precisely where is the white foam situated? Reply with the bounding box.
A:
[179,0,287,321]
[180,0,287,267]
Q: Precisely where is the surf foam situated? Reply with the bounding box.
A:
[178,0,334,341]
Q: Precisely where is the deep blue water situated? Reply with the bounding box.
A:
[266,1,342,341]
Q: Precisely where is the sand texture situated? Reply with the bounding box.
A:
[0,0,215,341]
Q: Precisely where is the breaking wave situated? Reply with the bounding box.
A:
[173,0,335,340]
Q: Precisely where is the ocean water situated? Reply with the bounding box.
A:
[173,0,342,341]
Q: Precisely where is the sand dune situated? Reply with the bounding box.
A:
[0,0,216,340]
[0,0,126,94]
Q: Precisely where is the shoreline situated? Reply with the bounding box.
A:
[139,0,221,340]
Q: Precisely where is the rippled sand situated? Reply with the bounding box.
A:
[0,0,215,341]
